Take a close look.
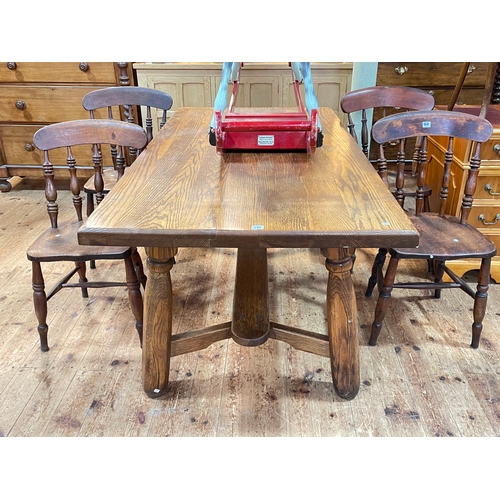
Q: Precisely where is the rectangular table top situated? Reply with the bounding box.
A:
[78,107,419,250]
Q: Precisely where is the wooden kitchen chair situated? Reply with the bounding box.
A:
[82,86,173,215]
[341,85,435,209]
[365,110,495,349]
[341,85,436,271]
[28,119,148,352]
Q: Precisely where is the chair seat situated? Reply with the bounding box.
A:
[83,167,119,194]
[391,212,497,260]
[27,219,133,262]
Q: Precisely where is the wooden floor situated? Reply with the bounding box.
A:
[1,177,500,437]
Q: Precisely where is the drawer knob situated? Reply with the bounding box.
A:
[467,64,476,74]
[484,184,500,196]
[25,143,35,152]
[7,62,17,70]
[394,66,408,75]
[478,213,500,226]
[15,100,26,110]
[493,144,500,157]
[79,62,89,72]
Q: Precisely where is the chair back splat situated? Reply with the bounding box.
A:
[366,109,496,350]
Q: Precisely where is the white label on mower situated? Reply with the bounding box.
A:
[258,135,275,146]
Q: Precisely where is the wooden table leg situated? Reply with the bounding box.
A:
[322,247,360,400]
[231,247,270,346]
[142,246,177,398]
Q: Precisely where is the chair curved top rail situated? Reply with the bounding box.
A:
[372,109,493,144]
[82,86,173,111]
[340,86,435,114]
[33,119,148,151]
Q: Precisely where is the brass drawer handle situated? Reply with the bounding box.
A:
[478,214,500,225]
[7,62,17,70]
[25,143,35,152]
[484,184,500,196]
[79,62,89,72]
[394,66,408,76]
[15,100,26,110]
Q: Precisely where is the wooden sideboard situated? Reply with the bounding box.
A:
[133,62,353,134]
[0,62,135,192]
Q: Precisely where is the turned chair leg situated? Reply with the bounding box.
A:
[471,258,491,349]
[132,249,147,289]
[365,248,388,297]
[433,260,446,299]
[32,261,49,352]
[124,255,144,346]
[86,192,96,269]
[76,261,89,298]
[369,256,399,346]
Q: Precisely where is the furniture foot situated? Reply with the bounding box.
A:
[0,179,13,193]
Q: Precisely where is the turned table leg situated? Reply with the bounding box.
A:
[142,247,177,398]
[321,247,360,400]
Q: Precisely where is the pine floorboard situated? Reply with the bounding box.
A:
[1,178,499,437]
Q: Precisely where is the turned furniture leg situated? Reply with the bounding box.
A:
[369,255,399,346]
[132,248,147,289]
[142,247,177,398]
[471,257,491,349]
[365,248,387,297]
[124,255,144,346]
[322,247,360,400]
[433,260,445,299]
[231,248,270,346]
[32,261,49,352]
[76,261,89,298]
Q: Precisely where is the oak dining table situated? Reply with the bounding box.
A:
[78,106,419,401]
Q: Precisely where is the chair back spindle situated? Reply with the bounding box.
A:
[372,110,493,224]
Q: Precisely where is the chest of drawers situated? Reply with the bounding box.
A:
[371,62,493,161]
[0,62,135,192]
[426,105,500,282]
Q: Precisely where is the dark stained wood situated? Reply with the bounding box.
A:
[340,85,435,210]
[27,119,148,352]
[78,107,419,402]
[365,110,496,350]
[82,86,173,214]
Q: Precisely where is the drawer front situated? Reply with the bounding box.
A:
[469,205,500,230]
[480,136,500,161]
[0,86,115,123]
[0,125,114,166]
[476,173,500,200]
[427,87,485,107]
[0,62,117,84]
[377,62,490,87]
